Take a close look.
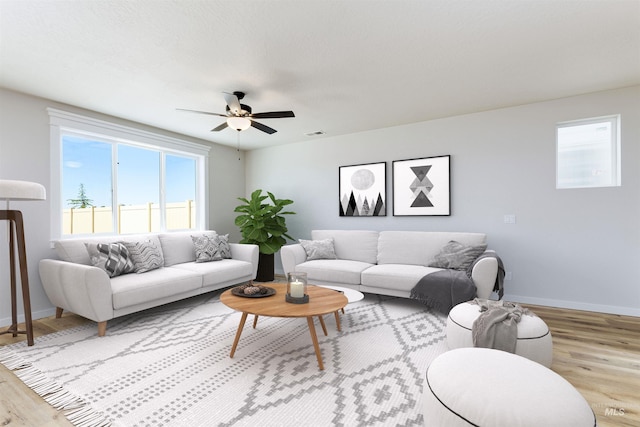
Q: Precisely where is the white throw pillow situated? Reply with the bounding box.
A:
[299,238,337,261]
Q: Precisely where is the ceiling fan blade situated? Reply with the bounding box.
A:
[223,92,242,115]
[250,111,295,119]
[250,120,277,134]
[211,122,228,132]
[177,108,227,117]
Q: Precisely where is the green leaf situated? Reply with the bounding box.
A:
[234,189,296,254]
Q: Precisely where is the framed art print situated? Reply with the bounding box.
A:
[339,162,386,216]
[392,155,450,216]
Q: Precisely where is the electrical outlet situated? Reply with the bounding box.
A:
[505,271,513,281]
[503,214,516,224]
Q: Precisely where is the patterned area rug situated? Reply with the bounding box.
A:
[0,290,447,427]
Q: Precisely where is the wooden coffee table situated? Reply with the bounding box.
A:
[220,283,347,370]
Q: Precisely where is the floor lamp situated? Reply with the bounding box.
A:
[0,179,46,346]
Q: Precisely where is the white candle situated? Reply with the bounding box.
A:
[289,280,304,298]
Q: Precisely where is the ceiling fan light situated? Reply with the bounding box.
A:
[227,116,251,131]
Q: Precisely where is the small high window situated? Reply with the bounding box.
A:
[556,115,621,189]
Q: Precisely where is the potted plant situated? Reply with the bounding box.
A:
[234,189,295,281]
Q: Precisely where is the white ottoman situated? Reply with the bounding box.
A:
[423,348,596,427]
[447,301,553,367]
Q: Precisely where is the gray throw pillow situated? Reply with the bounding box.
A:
[299,238,337,261]
[216,234,232,259]
[428,240,487,271]
[192,233,231,262]
[122,240,164,273]
[85,242,135,278]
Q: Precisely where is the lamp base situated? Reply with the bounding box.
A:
[286,294,309,304]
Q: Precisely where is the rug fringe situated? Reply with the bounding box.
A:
[0,347,112,427]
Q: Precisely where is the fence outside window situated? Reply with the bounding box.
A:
[63,200,195,235]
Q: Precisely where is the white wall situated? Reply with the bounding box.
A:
[0,88,245,325]
[246,86,640,316]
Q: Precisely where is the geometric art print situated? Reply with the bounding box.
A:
[393,155,450,216]
[339,162,386,216]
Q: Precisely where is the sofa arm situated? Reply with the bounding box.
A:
[470,256,499,300]
[281,243,307,275]
[38,259,114,323]
[229,243,259,280]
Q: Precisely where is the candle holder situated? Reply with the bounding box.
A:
[286,272,309,304]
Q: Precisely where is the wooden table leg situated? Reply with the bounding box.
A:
[334,311,342,332]
[252,315,259,329]
[306,316,324,370]
[229,312,249,358]
[317,315,328,336]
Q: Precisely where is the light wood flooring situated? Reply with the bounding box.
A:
[1,303,638,426]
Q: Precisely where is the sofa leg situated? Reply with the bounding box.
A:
[55,307,63,318]
[97,321,107,337]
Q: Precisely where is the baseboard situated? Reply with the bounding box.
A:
[0,307,58,328]
[505,293,640,317]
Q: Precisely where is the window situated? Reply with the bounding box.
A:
[49,108,209,239]
[556,115,621,189]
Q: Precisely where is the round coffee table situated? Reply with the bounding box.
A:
[221,283,348,370]
[315,285,364,331]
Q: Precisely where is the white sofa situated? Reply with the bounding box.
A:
[39,231,258,336]
[281,230,499,300]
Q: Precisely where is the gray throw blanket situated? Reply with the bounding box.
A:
[471,298,530,353]
[410,269,476,314]
[410,250,505,314]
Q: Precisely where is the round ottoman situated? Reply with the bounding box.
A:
[423,348,596,427]
[447,301,553,367]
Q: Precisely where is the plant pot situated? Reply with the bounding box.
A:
[255,252,275,282]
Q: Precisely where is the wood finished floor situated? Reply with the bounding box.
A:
[1,303,638,427]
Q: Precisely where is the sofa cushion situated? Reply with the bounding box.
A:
[294,259,373,286]
[361,264,444,292]
[299,238,337,260]
[85,242,135,278]
[311,230,379,264]
[429,240,487,270]
[377,231,487,266]
[159,232,198,266]
[172,259,253,287]
[110,266,202,310]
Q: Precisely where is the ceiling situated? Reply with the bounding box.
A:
[1,1,639,151]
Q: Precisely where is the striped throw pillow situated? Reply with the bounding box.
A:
[85,242,135,278]
[123,240,164,273]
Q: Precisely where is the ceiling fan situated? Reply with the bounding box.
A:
[177,91,295,134]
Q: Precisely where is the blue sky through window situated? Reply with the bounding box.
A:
[63,135,196,208]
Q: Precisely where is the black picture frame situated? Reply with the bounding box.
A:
[392,155,450,216]
[339,162,386,216]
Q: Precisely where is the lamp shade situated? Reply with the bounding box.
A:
[227,116,251,131]
[0,180,46,201]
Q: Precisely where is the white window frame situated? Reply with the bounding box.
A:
[48,108,210,241]
[556,114,621,189]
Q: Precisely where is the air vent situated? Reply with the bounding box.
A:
[305,130,326,137]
